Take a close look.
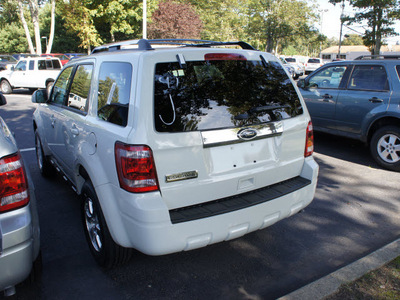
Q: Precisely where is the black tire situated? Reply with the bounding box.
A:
[0,79,12,94]
[370,126,400,171]
[81,180,133,269]
[35,131,55,177]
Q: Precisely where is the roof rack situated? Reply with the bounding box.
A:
[91,39,256,54]
[355,55,400,60]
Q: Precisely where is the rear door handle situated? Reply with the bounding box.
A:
[369,97,383,103]
[70,125,79,136]
[50,115,56,128]
[322,94,333,102]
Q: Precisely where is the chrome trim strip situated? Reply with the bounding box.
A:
[165,170,198,183]
[201,122,283,148]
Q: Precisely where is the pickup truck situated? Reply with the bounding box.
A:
[0,57,62,94]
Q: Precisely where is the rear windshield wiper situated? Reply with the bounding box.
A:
[234,105,290,120]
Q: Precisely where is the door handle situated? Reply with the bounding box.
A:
[369,97,383,103]
[50,115,56,128]
[322,94,333,102]
[70,125,79,136]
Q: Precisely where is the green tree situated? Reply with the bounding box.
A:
[246,0,318,53]
[342,33,363,45]
[330,0,400,55]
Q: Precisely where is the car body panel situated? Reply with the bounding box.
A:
[32,42,318,256]
[0,95,40,293]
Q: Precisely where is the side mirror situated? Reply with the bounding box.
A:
[297,78,306,89]
[0,93,6,106]
[32,89,48,104]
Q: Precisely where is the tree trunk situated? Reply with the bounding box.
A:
[17,1,35,54]
[29,0,42,54]
[47,0,56,54]
[374,8,382,56]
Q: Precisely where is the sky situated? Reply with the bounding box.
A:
[315,0,400,45]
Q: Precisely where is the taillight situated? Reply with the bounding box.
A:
[115,142,159,193]
[0,152,29,212]
[204,53,247,61]
[305,121,314,157]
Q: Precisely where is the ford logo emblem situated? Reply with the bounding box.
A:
[237,128,257,140]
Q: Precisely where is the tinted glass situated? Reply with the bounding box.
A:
[308,59,320,63]
[29,60,34,70]
[396,65,400,80]
[97,62,132,127]
[50,67,73,105]
[285,58,295,62]
[307,66,347,89]
[154,59,302,132]
[68,65,93,112]
[348,65,389,91]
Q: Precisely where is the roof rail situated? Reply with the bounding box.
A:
[355,55,400,60]
[91,39,256,54]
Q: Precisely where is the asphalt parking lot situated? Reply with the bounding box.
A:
[1,91,399,300]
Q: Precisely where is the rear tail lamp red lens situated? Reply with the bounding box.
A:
[0,152,30,212]
[115,143,159,193]
[305,121,314,157]
[204,53,247,61]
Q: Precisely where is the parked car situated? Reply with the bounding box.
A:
[40,53,70,65]
[64,53,86,60]
[11,54,39,61]
[304,58,324,74]
[280,57,295,78]
[298,57,400,171]
[0,57,62,94]
[32,39,318,268]
[284,57,305,79]
[0,92,41,296]
[0,55,17,71]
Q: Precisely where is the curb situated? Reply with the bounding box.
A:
[278,238,400,300]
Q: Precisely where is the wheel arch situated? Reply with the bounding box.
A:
[367,116,400,144]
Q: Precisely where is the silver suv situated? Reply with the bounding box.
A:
[0,93,41,296]
[32,39,318,268]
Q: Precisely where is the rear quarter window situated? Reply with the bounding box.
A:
[154,58,303,132]
[97,62,132,127]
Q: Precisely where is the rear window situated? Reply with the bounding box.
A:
[308,59,321,63]
[285,58,295,63]
[154,58,302,132]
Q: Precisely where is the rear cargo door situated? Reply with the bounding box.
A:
[149,51,308,210]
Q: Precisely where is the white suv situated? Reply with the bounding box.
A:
[32,39,318,268]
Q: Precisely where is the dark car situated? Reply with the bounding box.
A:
[298,57,400,171]
[0,55,17,71]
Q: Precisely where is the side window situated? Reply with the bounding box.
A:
[97,62,132,127]
[49,67,73,105]
[348,65,389,91]
[38,60,46,70]
[15,60,26,71]
[307,66,347,89]
[29,60,34,70]
[52,59,62,69]
[67,65,93,112]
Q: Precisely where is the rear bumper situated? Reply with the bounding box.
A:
[98,157,319,256]
[0,204,38,291]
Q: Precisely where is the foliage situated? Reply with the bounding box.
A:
[148,0,203,39]
[342,33,363,45]
[329,0,400,54]
[0,23,29,53]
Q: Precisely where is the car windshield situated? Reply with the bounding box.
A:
[154,58,303,132]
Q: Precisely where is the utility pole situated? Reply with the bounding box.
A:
[143,0,147,39]
[338,0,345,59]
